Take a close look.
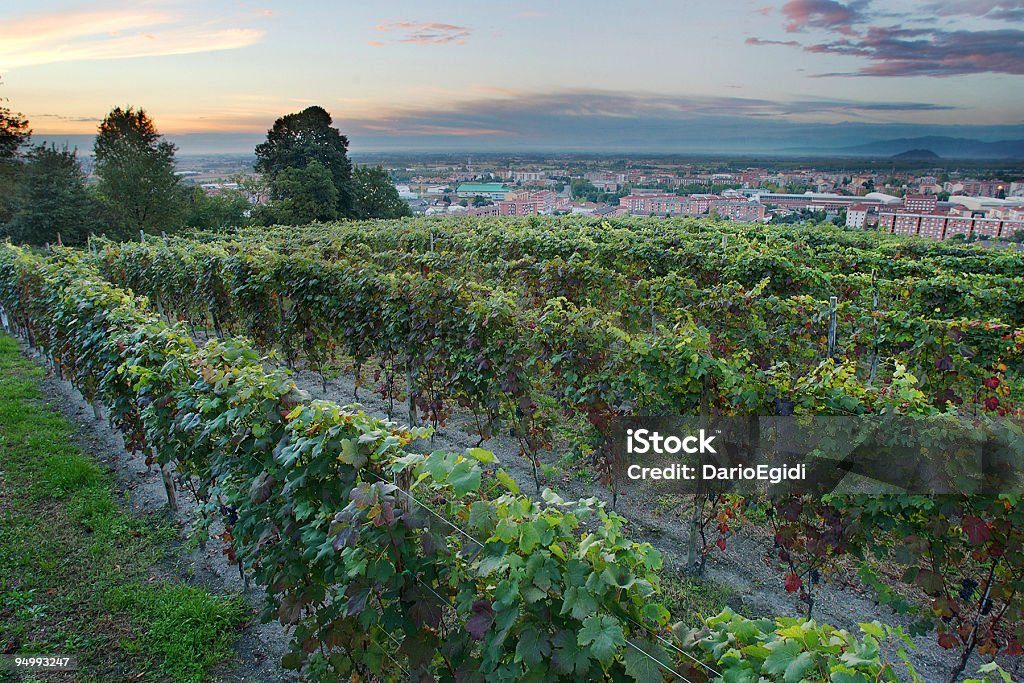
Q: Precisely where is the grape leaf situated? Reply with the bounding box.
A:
[466,600,494,641]
[623,639,670,683]
[578,614,626,666]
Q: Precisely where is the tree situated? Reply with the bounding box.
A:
[252,160,338,225]
[3,145,103,246]
[93,106,185,235]
[184,187,251,230]
[570,178,598,200]
[0,106,30,159]
[351,166,411,219]
[255,106,354,216]
[0,94,31,224]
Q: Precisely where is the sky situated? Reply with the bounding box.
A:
[2,0,1024,155]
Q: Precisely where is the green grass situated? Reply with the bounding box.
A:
[107,585,249,683]
[660,570,735,628]
[0,334,247,682]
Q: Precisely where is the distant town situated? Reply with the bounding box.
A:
[176,153,1024,243]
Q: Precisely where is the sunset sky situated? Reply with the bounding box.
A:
[3,0,1024,153]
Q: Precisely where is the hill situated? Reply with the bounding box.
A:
[891,148,940,160]
[842,136,1024,159]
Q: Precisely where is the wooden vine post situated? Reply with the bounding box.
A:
[687,372,712,573]
[406,365,419,427]
[827,295,838,358]
[868,270,879,384]
[154,448,178,512]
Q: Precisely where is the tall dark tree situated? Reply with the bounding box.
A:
[255,106,354,217]
[0,107,30,159]
[3,145,103,246]
[93,106,185,234]
[351,166,411,219]
[0,92,31,224]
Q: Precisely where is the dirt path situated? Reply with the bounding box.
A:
[21,343,296,683]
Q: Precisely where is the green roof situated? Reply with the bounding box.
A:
[457,183,509,192]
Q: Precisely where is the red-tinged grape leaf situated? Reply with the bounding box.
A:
[345,588,369,617]
[466,600,494,641]
[937,633,959,649]
[716,537,727,552]
[409,595,443,630]
[962,515,991,545]
[784,572,802,593]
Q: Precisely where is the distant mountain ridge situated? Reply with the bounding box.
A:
[891,149,940,160]
[842,136,1024,159]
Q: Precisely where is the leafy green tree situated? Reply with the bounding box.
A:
[0,98,31,224]
[255,106,354,216]
[351,166,411,219]
[570,178,598,200]
[253,160,338,225]
[93,106,185,235]
[184,187,251,230]
[3,145,104,246]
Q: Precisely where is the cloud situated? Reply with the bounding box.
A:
[335,89,958,143]
[751,0,1024,76]
[807,26,1024,76]
[923,1,1024,22]
[374,21,471,45]
[780,0,867,34]
[367,40,384,47]
[30,113,101,123]
[746,37,801,46]
[321,89,1019,154]
[0,7,265,70]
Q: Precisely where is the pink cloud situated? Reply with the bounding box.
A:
[780,0,864,34]
[374,20,471,45]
